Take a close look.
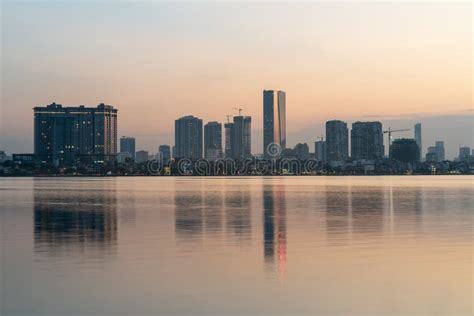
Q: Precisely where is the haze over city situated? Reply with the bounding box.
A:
[1,2,472,158]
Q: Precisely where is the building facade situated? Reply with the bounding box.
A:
[326,120,349,163]
[232,116,252,159]
[390,138,420,163]
[458,147,471,162]
[263,90,286,157]
[34,102,118,165]
[159,145,171,161]
[174,115,203,159]
[120,136,136,159]
[351,121,384,161]
[204,121,223,160]
[414,123,422,159]
[314,140,326,162]
[224,122,234,159]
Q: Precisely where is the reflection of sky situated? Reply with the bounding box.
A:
[1,2,472,156]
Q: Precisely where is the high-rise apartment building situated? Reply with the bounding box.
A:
[263,90,286,157]
[34,102,117,164]
[204,121,223,160]
[232,116,252,159]
[414,123,422,158]
[458,147,470,161]
[120,136,136,159]
[435,141,445,161]
[159,145,171,161]
[326,120,349,163]
[224,122,234,159]
[314,140,327,162]
[174,115,203,159]
[351,121,384,161]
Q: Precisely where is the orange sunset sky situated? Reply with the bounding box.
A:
[1,2,472,157]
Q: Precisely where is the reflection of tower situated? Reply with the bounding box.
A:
[263,184,286,276]
[33,181,118,256]
[225,189,251,241]
[175,191,204,239]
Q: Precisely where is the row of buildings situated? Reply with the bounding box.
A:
[8,90,471,168]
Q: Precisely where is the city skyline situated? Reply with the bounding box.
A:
[1,2,472,159]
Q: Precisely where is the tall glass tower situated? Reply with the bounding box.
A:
[263,90,286,157]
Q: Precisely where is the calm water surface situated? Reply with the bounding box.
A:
[1,176,473,315]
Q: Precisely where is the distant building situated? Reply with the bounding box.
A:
[34,102,118,165]
[351,121,384,161]
[435,141,445,161]
[116,152,132,163]
[135,150,149,163]
[263,90,286,157]
[425,152,438,163]
[293,143,309,161]
[224,122,234,159]
[0,150,6,163]
[459,147,471,162]
[174,115,203,159]
[159,145,171,161]
[426,141,445,162]
[326,120,349,163]
[232,116,252,159]
[414,123,422,158]
[390,139,420,163]
[314,140,326,162]
[204,121,223,160]
[120,136,136,160]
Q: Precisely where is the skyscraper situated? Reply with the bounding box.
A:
[458,147,471,161]
[159,145,171,161]
[314,140,327,162]
[34,102,117,165]
[326,120,349,163]
[351,121,384,161]
[414,123,422,158]
[263,90,286,157]
[435,141,445,161]
[204,121,223,160]
[224,121,234,159]
[232,116,252,159]
[174,115,203,159]
[120,136,136,159]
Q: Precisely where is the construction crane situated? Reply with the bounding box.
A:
[233,107,243,116]
[383,127,410,148]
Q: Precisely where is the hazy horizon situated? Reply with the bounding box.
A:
[1,2,472,158]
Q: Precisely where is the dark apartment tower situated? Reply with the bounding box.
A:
[34,102,118,165]
[326,120,349,163]
[224,122,234,159]
[314,140,326,162]
[204,121,223,160]
[174,115,203,159]
[390,138,420,163]
[414,123,422,159]
[159,145,171,161]
[263,90,286,157]
[232,116,252,159]
[120,136,136,159]
[351,121,384,161]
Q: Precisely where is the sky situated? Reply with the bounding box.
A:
[1,1,472,159]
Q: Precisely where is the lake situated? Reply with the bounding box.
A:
[1,176,472,315]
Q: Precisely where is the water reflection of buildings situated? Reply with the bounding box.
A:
[263,185,287,276]
[174,187,252,243]
[225,188,251,241]
[34,183,118,256]
[325,184,425,240]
